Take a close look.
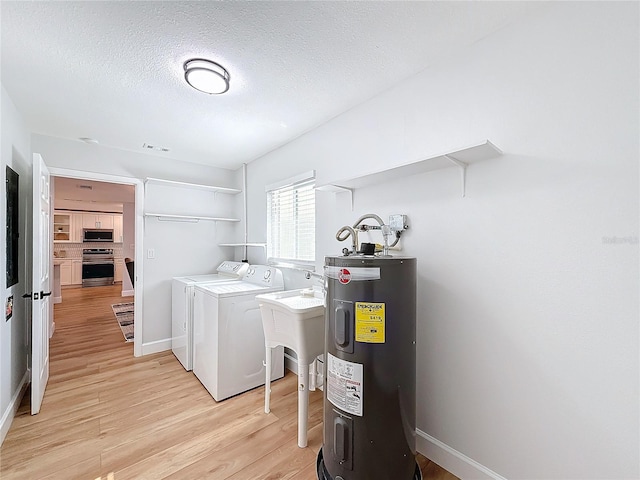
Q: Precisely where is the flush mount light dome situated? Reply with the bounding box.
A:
[184,58,230,94]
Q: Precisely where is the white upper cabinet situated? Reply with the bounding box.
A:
[113,214,123,242]
[53,212,72,242]
[82,213,114,229]
[54,211,121,242]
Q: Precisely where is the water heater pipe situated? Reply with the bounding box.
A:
[335,225,359,254]
[336,213,402,255]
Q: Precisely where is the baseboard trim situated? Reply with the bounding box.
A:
[0,370,30,446]
[416,429,506,480]
[121,289,134,297]
[284,352,297,372]
[141,338,171,356]
[286,357,500,479]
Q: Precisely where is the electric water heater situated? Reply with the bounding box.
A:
[317,255,420,480]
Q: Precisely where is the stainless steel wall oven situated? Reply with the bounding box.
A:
[82,248,114,287]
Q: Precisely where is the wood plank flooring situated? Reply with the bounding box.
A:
[0,284,458,479]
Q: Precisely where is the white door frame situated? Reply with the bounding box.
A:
[48,167,144,357]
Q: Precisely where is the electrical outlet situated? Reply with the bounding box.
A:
[147,248,155,259]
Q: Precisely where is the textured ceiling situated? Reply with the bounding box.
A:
[2,1,538,171]
[53,177,135,204]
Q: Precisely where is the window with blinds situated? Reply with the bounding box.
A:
[267,177,315,264]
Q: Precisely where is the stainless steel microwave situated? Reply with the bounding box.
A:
[83,228,114,242]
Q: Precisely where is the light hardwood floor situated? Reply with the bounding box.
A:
[0,284,457,480]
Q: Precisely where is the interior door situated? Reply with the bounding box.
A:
[31,153,51,414]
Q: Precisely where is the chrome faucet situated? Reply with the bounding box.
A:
[304,270,323,281]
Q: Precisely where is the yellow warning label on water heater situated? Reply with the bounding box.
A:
[355,302,385,343]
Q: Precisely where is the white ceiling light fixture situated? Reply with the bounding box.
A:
[184,58,230,95]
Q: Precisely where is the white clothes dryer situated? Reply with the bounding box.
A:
[192,265,285,401]
[171,261,249,371]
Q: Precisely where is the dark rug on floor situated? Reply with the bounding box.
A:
[111,302,134,342]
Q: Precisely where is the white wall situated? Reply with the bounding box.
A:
[1,85,32,443]
[244,3,639,479]
[142,180,240,347]
[121,202,135,294]
[31,134,242,353]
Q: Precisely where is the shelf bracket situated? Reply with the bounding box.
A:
[444,155,468,198]
[315,185,353,211]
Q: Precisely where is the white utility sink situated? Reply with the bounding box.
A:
[258,287,325,315]
[256,288,326,448]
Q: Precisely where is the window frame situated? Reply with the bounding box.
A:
[266,171,316,267]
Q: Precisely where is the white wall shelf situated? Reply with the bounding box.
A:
[219,242,267,253]
[219,243,267,247]
[144,177,241,195]
[316,140,502,200]
[144,213,240,223]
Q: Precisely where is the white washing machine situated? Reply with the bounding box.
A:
[192,265,285,401]
[171,261,249,371]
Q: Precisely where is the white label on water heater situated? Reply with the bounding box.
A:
[326,353,364,416]
[325,266,380,282]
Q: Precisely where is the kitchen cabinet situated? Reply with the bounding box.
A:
[60,260,73,286]
[53,212,72,242]
[71,213,84,242]
[82,213,114,229]
[81,213,96,229]
[53,263,62,304]
[72,260,83,285]
[113,214,123,243]
[54,211,120,242]
[115,260,123,282]
[99,214,114,229]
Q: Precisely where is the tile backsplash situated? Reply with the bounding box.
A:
[54,243,124,259]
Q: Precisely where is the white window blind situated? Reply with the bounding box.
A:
[267,177,315,264]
